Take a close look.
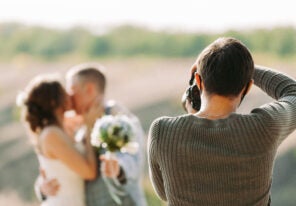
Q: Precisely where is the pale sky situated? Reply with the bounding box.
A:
[0,0,295,32]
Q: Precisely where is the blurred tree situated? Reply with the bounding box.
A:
[0,23,296,60]
[86,36,111,57]
[271,27,296,57]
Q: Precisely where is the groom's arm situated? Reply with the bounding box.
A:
[99,155,127,184]
[34,176,47,201]
[116,151,141,182]
[34,170,60,201]
[116,124,144,183]
[107,101,146,183]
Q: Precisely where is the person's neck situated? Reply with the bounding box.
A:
[86,95,104,110]
[57,109,65,126]
[196,93,240,120]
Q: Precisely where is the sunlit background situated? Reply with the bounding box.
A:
[1,1,296,205]
[1,0,296,31]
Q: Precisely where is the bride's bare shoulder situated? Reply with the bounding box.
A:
[40,126,67,143]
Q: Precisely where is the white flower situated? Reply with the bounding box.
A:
[121,142,139,154]
[91,115,135,152]
[16,91,27,107]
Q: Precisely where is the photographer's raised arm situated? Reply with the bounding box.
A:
[253,65,296,100]
[252,65,296,142]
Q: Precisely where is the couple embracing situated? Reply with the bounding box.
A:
[20,63,147,206]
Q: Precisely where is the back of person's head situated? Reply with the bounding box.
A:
[66,62,106,93]
[22,75,67,133]
[196,37,254,97]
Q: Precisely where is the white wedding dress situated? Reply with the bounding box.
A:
[38,135,86,206]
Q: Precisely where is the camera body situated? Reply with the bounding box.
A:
[185,84,201,111]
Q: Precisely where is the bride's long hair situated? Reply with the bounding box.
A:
[20,75,68,151]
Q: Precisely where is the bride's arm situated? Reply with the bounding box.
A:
[41,127,97,180]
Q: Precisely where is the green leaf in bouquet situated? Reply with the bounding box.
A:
[100,127,109,142]
[112,126,121,136]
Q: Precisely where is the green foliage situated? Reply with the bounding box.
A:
[144,187,165,206]
[0,22,296,60]
[86,36,111,57]
[271,148,296,206]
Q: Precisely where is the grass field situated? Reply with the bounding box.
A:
[1,56,296,205]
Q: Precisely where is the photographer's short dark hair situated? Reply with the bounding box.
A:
[197,37,254,97]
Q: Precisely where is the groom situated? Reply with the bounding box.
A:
[36,62,147,206]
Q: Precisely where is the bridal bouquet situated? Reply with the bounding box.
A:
[91,115,135,153]
[91,115,137,205]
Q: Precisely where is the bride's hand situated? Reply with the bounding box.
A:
[83,100,104,129]
[100,155,120,178]
[63,112,83,137]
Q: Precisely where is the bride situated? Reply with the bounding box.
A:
[21,75,97,206]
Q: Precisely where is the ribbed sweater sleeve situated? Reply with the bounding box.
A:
[252,65,296,143]
[253,65,296,100]
[147,118,167,201]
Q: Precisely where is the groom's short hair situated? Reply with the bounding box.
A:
[66,62,106,93]
[196,37,254,97]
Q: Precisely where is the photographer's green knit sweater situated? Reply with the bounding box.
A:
[148,66,296,206]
